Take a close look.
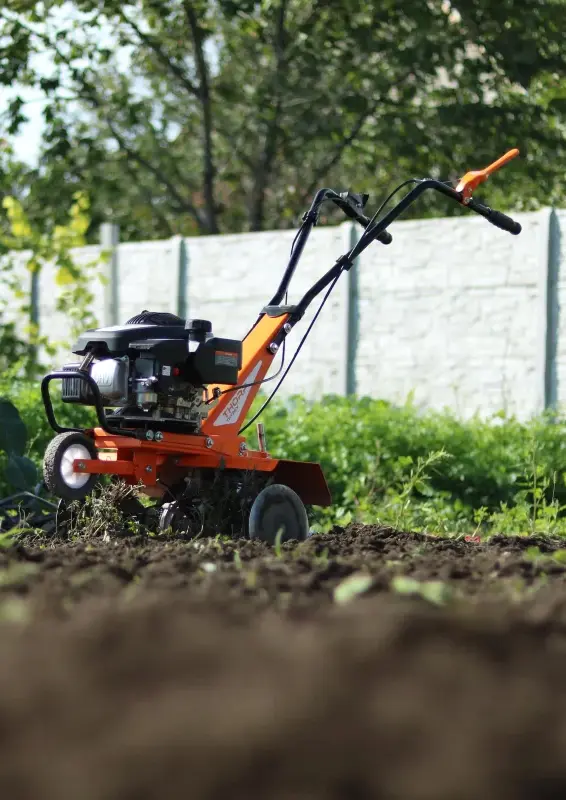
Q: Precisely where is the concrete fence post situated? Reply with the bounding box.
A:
[345,221,361,396]
[30,267,39,330]
[100,222,120,326]
[29,260,40,365]
[176,236,189,320]
[545,209,561,410]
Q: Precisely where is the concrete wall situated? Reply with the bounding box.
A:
[4,208,565,419]
[356,209,551,417]
[179,226,350,399]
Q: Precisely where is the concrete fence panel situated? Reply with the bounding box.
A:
[4,208,566,420]
[179,224,351,400]
[355,209,552,419]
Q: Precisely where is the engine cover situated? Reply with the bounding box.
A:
[71,323,188,357]
[59,312,244,433]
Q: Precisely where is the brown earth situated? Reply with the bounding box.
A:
[2,524,566,799]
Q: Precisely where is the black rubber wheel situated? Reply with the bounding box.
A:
[43,432,99,501]
[248,483,309,544]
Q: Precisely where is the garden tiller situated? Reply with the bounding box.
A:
[41,149,522,542]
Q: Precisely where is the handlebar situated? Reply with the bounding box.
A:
[330,192,393,245]
[269,149,521,314]
[355,176,522,256]
[466,199,522,235]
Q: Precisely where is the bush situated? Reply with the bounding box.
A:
[247,394,566,532]
[252,395,564,502]
[3,378,566,536]
[0,370,93,496]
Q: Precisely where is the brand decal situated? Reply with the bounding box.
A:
[213,361,263,426]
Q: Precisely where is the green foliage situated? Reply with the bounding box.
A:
[244,393,566,535]
[1,0,565,240]
[3,376,566,539]
[0,396,37,493]
[0,370,93,496]
[0,398,27,455]
[0,182,105,378]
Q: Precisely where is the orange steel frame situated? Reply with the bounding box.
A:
[72,312,333,506]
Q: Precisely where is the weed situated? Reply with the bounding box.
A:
[244,570,258,589]
[65,480,142,540]
[0,530,16,548]
[312,547,330,568]
[333,572,373,605]
[0,562,39,587]
[391,576,452,606]
[6,386,566,540]
[274,527,284,558]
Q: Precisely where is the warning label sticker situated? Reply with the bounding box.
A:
[215,350,238,367]
[213,360,263,427]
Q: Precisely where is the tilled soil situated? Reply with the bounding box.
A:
[3,524,566,799]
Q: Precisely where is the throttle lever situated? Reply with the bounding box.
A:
[339,191,369,210]
[335,191,392,245]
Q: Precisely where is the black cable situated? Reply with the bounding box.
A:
[289,222,304,255]
[225,181,429,420]
[238,271,341,435]
[361,177,456,244]
[236,181,421,430]
[358,179,420,246]
[236,185,411,431]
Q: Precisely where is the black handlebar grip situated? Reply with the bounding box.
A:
[487,209,522,235]
[376,229,393,245]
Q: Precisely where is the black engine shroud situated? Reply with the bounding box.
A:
[60,312,243,433]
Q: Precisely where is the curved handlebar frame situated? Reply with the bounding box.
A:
[265,176,519,330]
[289,180,462,321]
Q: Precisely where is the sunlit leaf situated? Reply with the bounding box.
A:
[333,572,373,605]
[55,267,75,286]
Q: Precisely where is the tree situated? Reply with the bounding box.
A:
[0,147,104,378]
[1,0,565,241]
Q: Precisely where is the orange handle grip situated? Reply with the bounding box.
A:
[456,148,520,200]
[483,148,520,178]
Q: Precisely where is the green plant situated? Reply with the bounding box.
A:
[333,572,374,605]
[0,191,107,378]
[274,527,284,558]
[243,394,566,536]
[379,450,452,531]
[0,397,38,493]
[391,576,453,606]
